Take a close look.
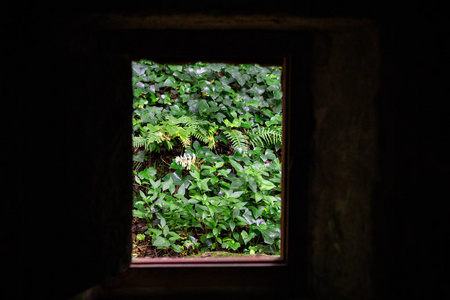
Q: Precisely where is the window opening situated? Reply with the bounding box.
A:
[131,60,284,262]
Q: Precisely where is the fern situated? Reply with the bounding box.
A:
[249,126,282,149]
[133,115,218,152]
[172,115,217,149]
[133,128,165,149]
[223,128,249,154]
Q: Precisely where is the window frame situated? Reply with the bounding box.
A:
[101,29,313,297]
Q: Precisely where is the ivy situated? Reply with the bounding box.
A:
[132,60,283,257]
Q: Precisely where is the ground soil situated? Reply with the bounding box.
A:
[131,217,280,259]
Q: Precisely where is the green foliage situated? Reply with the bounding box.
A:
[132,60,283,257]
[222,128,249,155]
[249,125,282,150]
[132,115,217,151]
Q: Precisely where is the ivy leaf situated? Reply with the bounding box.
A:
[131,60,283,255]
[249,85,265,96]
[214,112,226,123]
[187,100,199,114]
[198,100,209,114]
[140,109,154,123]
[132,63,148,76]
[133,150,145,162]
[168,65,183,72]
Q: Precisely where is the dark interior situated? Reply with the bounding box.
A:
[1,2,447,299]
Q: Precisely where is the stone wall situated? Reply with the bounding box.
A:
[309,27,380,300]
[2,4,447,299]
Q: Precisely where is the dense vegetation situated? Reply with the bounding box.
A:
[131,60,283,257]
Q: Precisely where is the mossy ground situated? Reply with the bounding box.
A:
[185,251,280,259]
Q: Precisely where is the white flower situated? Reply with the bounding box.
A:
[175,153,197,170]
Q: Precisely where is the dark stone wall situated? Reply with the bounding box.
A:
[310,27,380,300]
[2,2,447,299]
[373,9,448,299]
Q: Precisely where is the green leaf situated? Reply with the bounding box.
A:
[229,241,241,251]
[255,191,263,202]
[190,168,201,180]
[172,244,183,253]
[135,175,142,185]
[198,100,209,114]
[235,215,248,225]
[153,236,170,248]
[150,179,161,189]
[229,160,243,173]
[133,150,145,162]
[162,177,173,191]
[233,190,245,198]
[159,216,166,228]
[213,227,219,236]
[241,231,256,245]
[224,118,241,128]
[259,179,276,191]
[138,167,157,180]
[167,232,181,241]
[198,178,210,191]
[133,209,145,218]
[258,226,279,245]
[215,113,226,123]
[163,76,177,87]
[177,183,186,195]
[136,233,146,241]
[131,61,283,255]
[168,65,183,72]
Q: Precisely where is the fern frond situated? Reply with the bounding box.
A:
[176,115,217,149]
[223,128,249,154]
[133,133,164,150]
[136,115,219,152]
[249,126,282,149]
[176,115,200,127]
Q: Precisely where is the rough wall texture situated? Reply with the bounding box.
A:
[309,27,380,300]
[6,6,446,299]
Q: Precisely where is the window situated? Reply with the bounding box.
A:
[101,29,313,297]
[131,60,284,262]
